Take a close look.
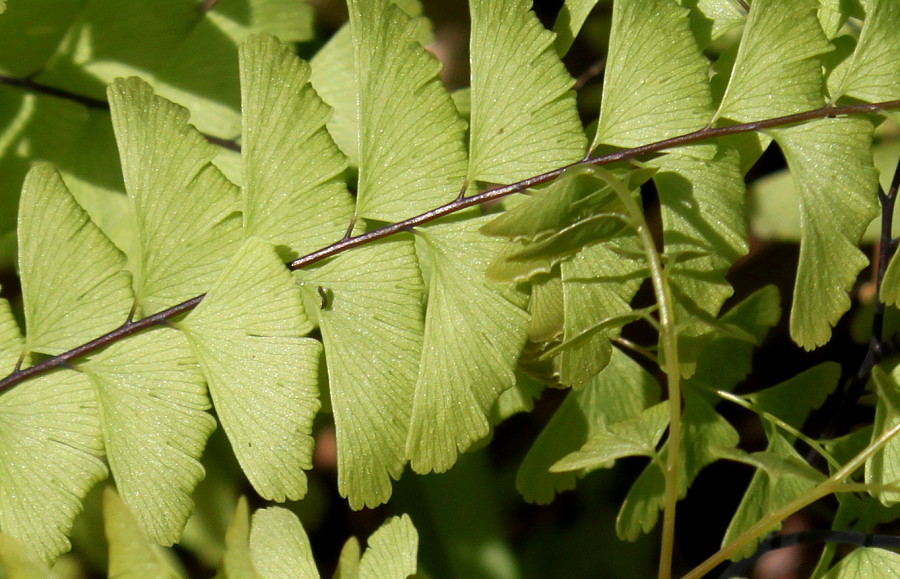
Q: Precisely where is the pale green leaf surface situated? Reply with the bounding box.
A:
[108,77,241,315]
[103,488,184,579]
[468,0,585,184]
[333,538,361,579]
[713,0,829,123]
[817,0,847,39]
[748,362,841,431]
[828,0,900,104]
[551,402,669,472]
[18,163,132,356]
[309,4,431,165]
[207,0,315,43]
[517,349,660,504]
[683,0,745,46]
[559,238,646,387]
[722,431,823,559]
[296,238,423,508]
[883,250,900,307]
[866,366,900,505]
[349,0,467,221]
[774,117,879,348]
[309,27,358,164]
[617,395,739,540]
[407,217,529,473]
[217,498,259,579]
[0,296,22,375]
[593,0,713,149]
[822,547,900,578]
[240,34,354,258]
[0,533,53,578]
[181,238,321,502]
[358,515,418,579]
[527,273,564,342]
[0,368,106,563]
[553,0,602,55]
[249,508,318,579]
[651,145,747,365]
[79,328,214,545]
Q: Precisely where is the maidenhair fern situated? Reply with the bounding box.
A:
[0,0,899,577]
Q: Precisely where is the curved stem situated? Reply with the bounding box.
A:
[594,168,682,579]
[1,100,899,394]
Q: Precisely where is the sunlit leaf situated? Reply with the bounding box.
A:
[828,0,900,104]
[407,217,529,473]
[239,34,354,259]
[79,329,214,545]
[0,367,106,562]
[358,515,418,579]
[108,77,241,315]
[822,547,900,578]
[551,402,669,473]
[684,0,746,47]
[348,0,467,221]
[553,0,602,55]
[468,0,585,184]
[18,163,133,356]
[518,349,660,504]
[774,117,879,348]
[593,0,713,149]
[249,508,318,579]
[181,238,321,502]
[103,487,184,579]
[713,0,829,123]
[333,537,361,579]
[297,238,423,508]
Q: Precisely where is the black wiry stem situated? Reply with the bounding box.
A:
[0,73,242,152]
[1,100,899,394]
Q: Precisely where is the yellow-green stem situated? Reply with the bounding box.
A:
[597,168,681,579]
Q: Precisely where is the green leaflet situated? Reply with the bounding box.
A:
[0,299,106,563]
[0,533,54,577]
[347,0,467,221]
[468,0,586,184]
[239,34,354,259]
[218,498,259,579]
[406,216,530,474]
[650,144,746,372]
[722,364,839,558]
[551,402,669,473]
[553,0,602,55]
[103,488,184,579]
[773,117,879,349]
[296,238,424,509]
[78,328,214,546]
[249,508,318,579]
[593,0,713,150]
[822,548,900,578]
[180,237,321,503]
[713,0,829,124]
[333,538,361,579]
[108,77,241,316]
[681,0,746,47]
[828,0,900,104]
[517,348,660,504]
[18,163,133,356]
[617,394,739,541]
[866,366,900,506]
[720,432,824,560]
[309,1,430,166]
[358,515,418,579]
[558,238,646,387]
